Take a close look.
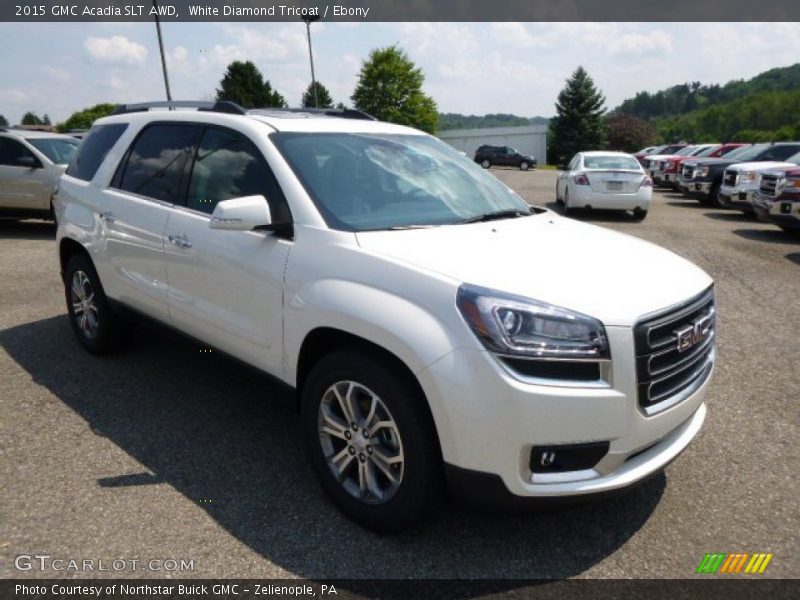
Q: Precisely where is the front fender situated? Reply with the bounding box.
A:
[284,278,461,385]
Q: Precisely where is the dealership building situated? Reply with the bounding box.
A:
[438,125,548,165]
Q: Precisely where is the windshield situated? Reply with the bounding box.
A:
[273,133,531,231]
[26,137,79,164]
[583,155,641,170]
[714,145,751,161]
[674,146,698,156]
[725,144,770,162]
[788,151,800,165]
[696,145,721,157]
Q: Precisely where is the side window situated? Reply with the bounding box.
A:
[66,123,128,182]
[187,127,290,222]
[0,138,35,166]
[118,124,198,204]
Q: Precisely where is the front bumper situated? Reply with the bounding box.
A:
[752,193,774,221]
[685,181,712,197]
[768,199,800,230]
[719,187,755,212]
[417,325,711,500]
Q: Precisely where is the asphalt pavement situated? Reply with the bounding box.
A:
[1,168,798,583]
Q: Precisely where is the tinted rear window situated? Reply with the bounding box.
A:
[118,124,198,203]
[66,123,127,182]
[27,137,79,164]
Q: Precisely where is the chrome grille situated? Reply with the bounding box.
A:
[633,288,715,414]
[760,173,781,197]
[723,169,739,187]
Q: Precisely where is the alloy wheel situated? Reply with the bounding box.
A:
[70,270,99,339]
[317,380,404,504]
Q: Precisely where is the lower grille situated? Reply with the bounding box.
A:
[760,173,781,197]
[723,169,739,187]
[633,287,715,414]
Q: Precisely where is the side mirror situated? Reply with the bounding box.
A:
[209,195,272,231]
[17,156,41,169]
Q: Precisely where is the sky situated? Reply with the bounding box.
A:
[1,21,800,126]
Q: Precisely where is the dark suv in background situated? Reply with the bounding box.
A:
[474,145,537,170]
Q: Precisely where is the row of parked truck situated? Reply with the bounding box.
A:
[633,141,800,232]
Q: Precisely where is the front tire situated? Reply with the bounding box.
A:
[632,208,648,220]
[64,254,123,354]
[520,161,529,171]
[301,350,441,532]
[708,182,724,208]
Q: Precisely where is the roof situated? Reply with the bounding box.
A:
[95,101,425,136]
[0,128,76,140]
[581,151,636,157]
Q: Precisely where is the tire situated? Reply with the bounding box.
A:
[520,161,529,171]
[632,208,648,221]
[64,253,123,354]
[481,159,491,169]
[301,350,442,533]
[708,182,725,208]
[49,198,57,228]
[563,188,572,215]
[555,182,563,205]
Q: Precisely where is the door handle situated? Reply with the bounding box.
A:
[168,234,192,249]
[99,211,116,224]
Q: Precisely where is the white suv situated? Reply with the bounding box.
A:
[56,101,716,532]
[0,128,79,222]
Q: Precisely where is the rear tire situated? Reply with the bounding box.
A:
[64,254,123,354]
[481,159,491,169]
[563,189,572,215]
[632,208,648,220]
[301,350,442,533]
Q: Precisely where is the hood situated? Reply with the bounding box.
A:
[726,161,795,173]
[686,157,728,167]
[355,213,712,327]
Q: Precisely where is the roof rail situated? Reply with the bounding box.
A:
[111,100,247,116]
[248,107,377,121]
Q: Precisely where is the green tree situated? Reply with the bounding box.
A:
[21,111,45,126]
[351,45,438,133]
[216,60,286,109]
[43,114,51,126]
[302,81,334,108]
[57,103,118,132]
[0,115,8,127]
[604,113,657,152]
[548,66,607,165]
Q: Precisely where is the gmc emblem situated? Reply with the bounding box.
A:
[675,313,713,353]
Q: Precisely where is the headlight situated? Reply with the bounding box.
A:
[741,171,757,182]
[456,284,609,359]
[696,166,709,177]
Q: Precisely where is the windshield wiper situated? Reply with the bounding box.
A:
[387,224,438,230]
[459,208,531,224]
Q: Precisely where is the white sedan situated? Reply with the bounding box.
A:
[556,151,653,220]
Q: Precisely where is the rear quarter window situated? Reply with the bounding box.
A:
[66,123,128,182]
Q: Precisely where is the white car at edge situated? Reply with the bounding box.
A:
[56,102,715,531]
[555,151,653,219]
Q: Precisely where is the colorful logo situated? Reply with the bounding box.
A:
[696,552,773,574]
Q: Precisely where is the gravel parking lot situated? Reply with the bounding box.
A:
[1,168,798,582]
